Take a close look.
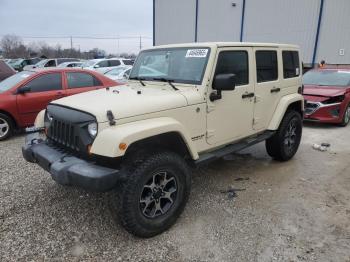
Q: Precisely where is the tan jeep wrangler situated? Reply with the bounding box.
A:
[23,42,304,237]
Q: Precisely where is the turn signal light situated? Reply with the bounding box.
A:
[119,143,127,151]
[87,144,92,155]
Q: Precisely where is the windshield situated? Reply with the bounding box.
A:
[129,47,210,85]
[81,60,96,67]
[34,59,48,67]
[0,71,35,93]
[303,70,350,87]
[105,67,127,76]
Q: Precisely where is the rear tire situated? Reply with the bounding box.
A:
[113,151,191,238]
[266,110,302,161]
[339,104,350,127]
[0,113,14,141]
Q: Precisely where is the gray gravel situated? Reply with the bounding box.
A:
[1,124,350,261]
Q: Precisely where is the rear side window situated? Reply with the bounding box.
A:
[282,51,300,78]
[123,60,134,65]
[109,60,121,67]
[24,73,62,92]
[215,51,249,86]
[67,72,102,88]
[256,51,278,83]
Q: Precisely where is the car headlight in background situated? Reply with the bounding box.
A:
[88,122,98,138]
[323,95,345,104]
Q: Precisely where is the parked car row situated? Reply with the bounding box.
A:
[0,68,117,140]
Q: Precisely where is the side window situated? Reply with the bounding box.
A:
[97,60,109,67]
[109,60,121,67]
[67,72,102,88]
[24,73,62,92]
[282,51,300,79]
[45,60,56,67]
[215,51,249,86]
[256,51,278,83]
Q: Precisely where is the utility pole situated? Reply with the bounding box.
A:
[117,35,120,56]
[70,36,73,52]
[139,36,142,50]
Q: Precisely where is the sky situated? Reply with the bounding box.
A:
[0,0,153,54]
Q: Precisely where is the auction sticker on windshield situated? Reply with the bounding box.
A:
[186,49,208,58]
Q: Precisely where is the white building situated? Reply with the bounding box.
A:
[153,0,350,66]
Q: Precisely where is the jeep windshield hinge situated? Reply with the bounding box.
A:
[107,110,116,126]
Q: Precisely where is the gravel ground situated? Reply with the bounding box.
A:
[1,123,350,262]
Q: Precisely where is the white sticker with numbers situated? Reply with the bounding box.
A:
[185,49,208,58]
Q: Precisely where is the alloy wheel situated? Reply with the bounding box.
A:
[345,106,350,124]
[284,120,297,154]
[139,171,178,218]
[0,118,9,139]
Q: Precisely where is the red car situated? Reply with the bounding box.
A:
[0,68,117,140]
[303,68,350,126]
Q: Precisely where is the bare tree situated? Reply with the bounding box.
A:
[0,34,27,58]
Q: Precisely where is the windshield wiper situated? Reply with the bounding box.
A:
[152,78,179,91]
[129,77,146,86]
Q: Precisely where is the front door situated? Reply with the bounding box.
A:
[252,48,282,131]
[16,72,65,126]
[206,47,255,145]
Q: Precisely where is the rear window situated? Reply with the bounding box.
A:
[256,50,278,83]
[109,60,121,67]
[122,59,134,65]
[282,51,300,79]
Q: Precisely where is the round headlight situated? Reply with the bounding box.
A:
[47,112,53,122]
[88,122,98,138]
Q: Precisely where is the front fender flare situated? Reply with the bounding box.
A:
[268,94,304,130]
[91,117,199,159]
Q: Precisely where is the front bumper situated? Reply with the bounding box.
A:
[304,102,343,123]
[22,132,123,192]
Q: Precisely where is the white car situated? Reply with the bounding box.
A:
[81,58,134,73]
[57,61,84,68]
[23,58,80,70]
[104,66,132,83]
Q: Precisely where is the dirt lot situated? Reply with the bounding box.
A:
[0,123,349,262]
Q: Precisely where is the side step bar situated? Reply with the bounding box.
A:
[194,131,275,166]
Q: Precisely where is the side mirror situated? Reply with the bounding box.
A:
[17,86,31,94]
[210,73,236,101]
[94,65,100,68]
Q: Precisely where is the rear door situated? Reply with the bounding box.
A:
[65,71,104,96]
[16,72,65,126]
[252,48,281,130]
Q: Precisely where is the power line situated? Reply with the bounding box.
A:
[0,35,152,40]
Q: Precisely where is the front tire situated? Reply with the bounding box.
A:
[116,151,191,238]
[340,103,350,127]
[266,110,302,161]
[0,113,14,141]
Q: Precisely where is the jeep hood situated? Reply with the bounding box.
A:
[51,83,191,122]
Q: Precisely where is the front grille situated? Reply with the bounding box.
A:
[48,119,79,151]
[46,104,95,155]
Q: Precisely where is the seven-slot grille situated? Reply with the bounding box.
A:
[48,119,79,151]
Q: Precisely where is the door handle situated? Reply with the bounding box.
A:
[242,92,255,99]
[270,87,281,93]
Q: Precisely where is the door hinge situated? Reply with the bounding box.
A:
[206,129,215,138]
[207,104,215,113]
[254,95,261,103]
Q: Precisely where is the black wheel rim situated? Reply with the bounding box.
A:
[284,119,298,154]
[139,171,177,218]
